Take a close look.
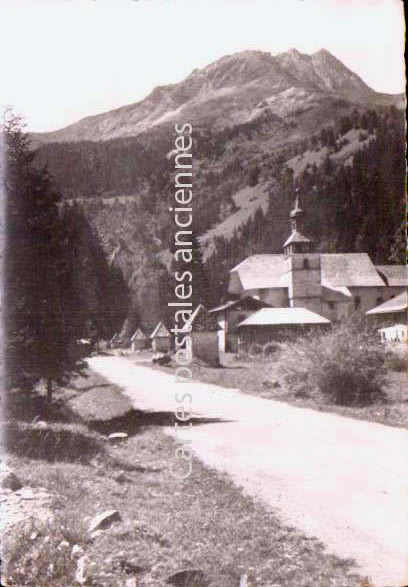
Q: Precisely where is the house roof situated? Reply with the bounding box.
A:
[229,252,385,292]
[150,321,171,338]
[283,231,312,248]
[131,328,147,341]
[238,307,330,327]
[320,253,385,287]
[366,291,408,315]
[375,265,408,287]
[190,304,220,331]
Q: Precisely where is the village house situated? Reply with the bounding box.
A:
[130,327,150,351]
[366,290,407,325]
[227,195,407,323]
[189,304,220,367]
[237,307,330,350]
[366,291,407,342]
[150,321,172,353]
[209,296,270,352]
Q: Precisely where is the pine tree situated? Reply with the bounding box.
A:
[3,111,77,400]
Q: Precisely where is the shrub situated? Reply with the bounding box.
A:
[385,350,407,372]
[249,343,264,357]
[263,341,282,356]
[280,319,387,406]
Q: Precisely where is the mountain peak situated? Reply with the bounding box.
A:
[287,48,305,58]
[313,48,333,58]
[34,48,397,143]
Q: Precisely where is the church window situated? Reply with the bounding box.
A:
[303,258,310,269]
[354,296,361,310]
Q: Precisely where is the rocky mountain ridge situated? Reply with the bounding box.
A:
[31,49,405,333]
[33,48,403,144]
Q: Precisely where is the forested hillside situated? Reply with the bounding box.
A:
[32,50,405,333]
[205,106,405,305]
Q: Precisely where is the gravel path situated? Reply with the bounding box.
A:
[88,356,408,586]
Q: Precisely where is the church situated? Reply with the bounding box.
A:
[219,194,407,349]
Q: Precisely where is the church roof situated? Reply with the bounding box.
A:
[229,252,385,291]
[238,307,330,327]
[283,230,312,248]
[366,291,407,315]
[320,253,385,287]
[375,265,408,287]
[230,254,288,290]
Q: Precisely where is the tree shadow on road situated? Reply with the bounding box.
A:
[88,409,232,437]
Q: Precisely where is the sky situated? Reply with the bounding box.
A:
[0,0,405,132]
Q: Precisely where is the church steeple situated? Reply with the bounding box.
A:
[290,194,304,233]
[283,190,314,255]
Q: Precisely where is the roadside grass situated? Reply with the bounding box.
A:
[2,367,364,586]
[4,427,362,587]
[4,419,103,463]
[66,380,133,423]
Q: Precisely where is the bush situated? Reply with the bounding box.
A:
[385,350,407,372]
[280,319,387,406]
[263,341,282,356]
[249,343,264,357]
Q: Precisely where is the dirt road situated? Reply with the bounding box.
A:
[88,356,408,586]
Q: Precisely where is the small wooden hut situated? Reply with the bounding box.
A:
[150,321,171,353]
[130,328,149,351]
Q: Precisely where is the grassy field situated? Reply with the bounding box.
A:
[2,368,366,586]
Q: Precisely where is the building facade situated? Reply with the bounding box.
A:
[228,195,407,322]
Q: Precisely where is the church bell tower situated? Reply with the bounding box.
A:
[283,191,314,255]
[283,191,322,314]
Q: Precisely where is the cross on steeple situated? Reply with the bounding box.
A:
[283,189,314,254]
